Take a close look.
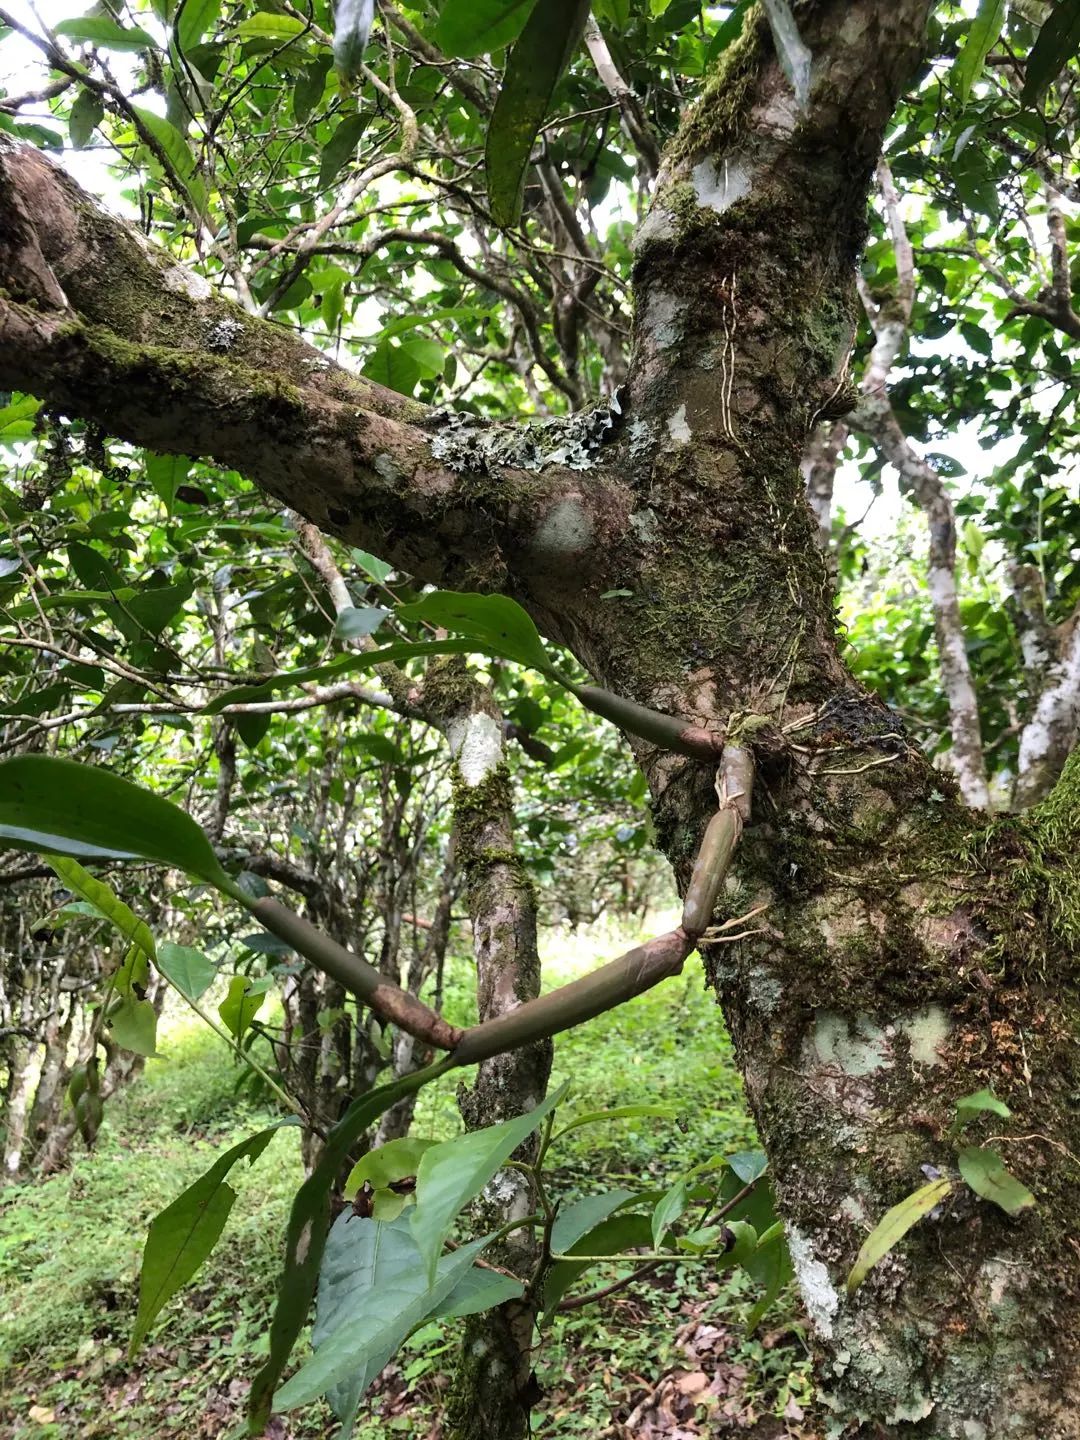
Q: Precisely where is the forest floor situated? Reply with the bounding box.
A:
[0,917,813,1439]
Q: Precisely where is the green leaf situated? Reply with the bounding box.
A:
[293,54,331,122]
[485,0,590,227]
[55,16,158,49]
[132,107,197,177]
[344,1136,438,1199]
[275,1214,487,1420]
[126,580,194,636]
[45,855,156,960]
[351,548,393,584]
[651,1178,688,1248]
[743,1222,793,1331]
[542,1211,654,1317]
[435,1260,524,1318]
[157,942,216,1001]
[396,590,555,675]
[131,1122,291,1354]
[336,605,387,639]
[411,1082,568,1283]
[846,1177,954,1293]
[958,1147,1036,1215]
[549,1188,638,1253]
[955,1089,1011,1124]
[0,755,231,888]
[69,88,105,149]
[728,1150,768,1184]
[363,339,422,396]
[219,975,266,1037]
[236,11,307,39]
[721,1219,758,1265]
[706,0,750,59]
[248,1059,455,1432]
[434,0,540,58]
[1022,0,1080,103]
[319,112,368,191]
[176,0,222,50]
[108,995,159,1056]
[145,452,191,510]
[955,0,1007,103]
[552,1103,676,1141]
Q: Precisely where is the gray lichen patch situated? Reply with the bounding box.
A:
[531,496,593,559]
[666,403,692,444]
[896,1004,949,1068]
[810,1011,891,1077]
[691,153,753,213]
[644,290,685,351]
[427,395,623,475]
[788,1224,839,1338]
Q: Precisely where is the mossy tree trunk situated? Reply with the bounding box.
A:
[4,2,1080,1434]
[426,659,552,1440]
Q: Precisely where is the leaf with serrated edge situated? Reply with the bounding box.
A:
[131,1122,292,1354]
[46,855,156,959]
[247,1060,454,1431]
[411,1081,568,1284]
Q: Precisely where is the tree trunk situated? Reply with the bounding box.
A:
[426,661,552,1440]
[5,3,1080,1433]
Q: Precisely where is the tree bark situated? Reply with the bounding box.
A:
[4,5,1080,1434]
[425,660,552,1440]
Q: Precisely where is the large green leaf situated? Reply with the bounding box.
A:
[45,855,156,960]
[274,1213,487,1421]
[219,976,266,1037]
[235,11,307,39]
[743,1222,793,1331]
[846,1177,954,1293]
[176,0,222,51]
[542,1210,654,1317]
[958,1147,1036,1216]
[433,0,539,58]
[131,1121,293,1354]
[485,0,591,227]
[157,942,216,1001]
[107,995,159,1057]
[343,1135,438,1199]
[0,756,231,888]
[1022,0,1080,103]
[651,1177,689,1249]
[549,1187,637,1254]
[954,0,1006,103]
[551,1104,676,1142]
[55,15,158,49]
[396,590,555,675]
[954,1089,1011,1125]
[411,1082,568,1283]
[247,1058,455,1432]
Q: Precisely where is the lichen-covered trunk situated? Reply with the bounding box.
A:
[427,662,552,1440]
[512,9,1080,1435]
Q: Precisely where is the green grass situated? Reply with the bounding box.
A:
[0,918,809,1438]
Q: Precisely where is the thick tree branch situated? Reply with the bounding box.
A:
[0,141,628,606]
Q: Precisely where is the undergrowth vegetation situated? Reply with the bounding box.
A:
[0,921,810,1438]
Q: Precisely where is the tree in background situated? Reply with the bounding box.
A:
[1,1,1080,1437]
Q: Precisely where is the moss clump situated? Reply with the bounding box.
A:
[667,7,770,168]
